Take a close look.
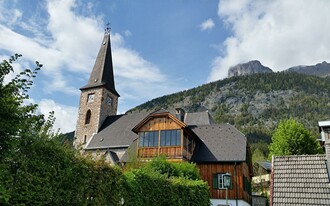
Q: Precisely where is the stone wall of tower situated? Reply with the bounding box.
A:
[99,88,118,127]
[74,87,118,148]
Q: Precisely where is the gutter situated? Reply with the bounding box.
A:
[270,155,275,206]
[84,145,130,150]
[235,161,238,206]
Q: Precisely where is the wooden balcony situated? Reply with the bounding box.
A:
[137,146,184,160]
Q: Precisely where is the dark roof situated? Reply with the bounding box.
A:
[85,112,148,149]
[185,111,215,126]
[80,31,119,96]
[85,111,247,163]
[255,161,272,172]
[190,124,247,162]
[271,155,330,205]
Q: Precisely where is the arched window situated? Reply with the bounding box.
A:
[85,110,91,124]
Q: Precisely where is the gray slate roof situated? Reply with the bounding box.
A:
[80,31,119,96]
[86,110,215,150]
[190,124,247,162]
[271,155,330,205]
[86,111,247,163]
[85,112,149,150]
[185,111,215,125]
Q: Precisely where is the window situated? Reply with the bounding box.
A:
[212,173,232,189]
[85,110,91,124]
[87,93,94,102]
[160,129,181,146]
[139,131,159,147]
[243,175,251,194]
[107,95,112,105]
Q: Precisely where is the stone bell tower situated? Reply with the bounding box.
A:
[74,27,120,148]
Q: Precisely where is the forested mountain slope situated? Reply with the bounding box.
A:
[128,72,330,156]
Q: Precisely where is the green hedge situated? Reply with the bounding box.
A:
[120,157,210,206]
[0,135,122,206]
[1,139,210,206]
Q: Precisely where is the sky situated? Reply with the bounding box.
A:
[1,0,330,133]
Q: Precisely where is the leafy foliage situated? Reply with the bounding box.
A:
[0,54,44,157]
[0,55,122,206]
[269,119,323,157]
[121,157,210,206]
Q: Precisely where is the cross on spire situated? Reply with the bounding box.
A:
[105,22,111,33]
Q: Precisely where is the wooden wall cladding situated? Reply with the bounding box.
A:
[140,117,181,131]
[197,162,252,204]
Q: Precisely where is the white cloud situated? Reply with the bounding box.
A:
[0,0,177,132]
[199,18,215,31]
[38,99,78,133]
[0,0,22,26]
[209,0,330,81]
[0,0,169,94]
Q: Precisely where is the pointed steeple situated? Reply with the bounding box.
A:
[80,28,120,97]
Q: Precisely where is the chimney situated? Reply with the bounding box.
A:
[175,108,185,122]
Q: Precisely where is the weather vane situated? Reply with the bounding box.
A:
[105,22,111,33]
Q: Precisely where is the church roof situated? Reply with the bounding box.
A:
[85,112,148,150]
[190,124,247,162]
[80,29,119,97]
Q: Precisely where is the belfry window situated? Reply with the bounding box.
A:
[85,110,91,124]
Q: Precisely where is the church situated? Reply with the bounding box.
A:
[74,28,252,206]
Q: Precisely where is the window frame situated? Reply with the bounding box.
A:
[212,173,232,190]
[139,131,159,147]
[160,129,181,147]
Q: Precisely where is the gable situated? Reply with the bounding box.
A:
[132,111,186,133]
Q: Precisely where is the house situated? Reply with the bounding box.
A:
[269,121,330,205]
[74,29,252,206]
[252,161,271,196]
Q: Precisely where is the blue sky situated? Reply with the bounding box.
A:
[1,0,330,133]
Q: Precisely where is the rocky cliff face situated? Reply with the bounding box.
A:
[286,61,330,77]
[228,60,273,77]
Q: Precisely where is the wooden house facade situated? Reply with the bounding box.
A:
[74,30,253,206]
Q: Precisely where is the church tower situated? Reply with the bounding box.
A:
[74,28,120,148]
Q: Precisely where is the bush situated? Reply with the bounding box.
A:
[0,134,123,206]
[120,157,210,206]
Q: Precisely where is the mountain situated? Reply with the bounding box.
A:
[128,72,330,157]
[286,61,330,77]
[228,60,273,77]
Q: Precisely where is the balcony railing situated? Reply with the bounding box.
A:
[137,146,183,159]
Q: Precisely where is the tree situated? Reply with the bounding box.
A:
[0,55,123,205]
[0,54,44,156]
[269,119,323,157]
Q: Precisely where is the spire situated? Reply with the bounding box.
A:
[80,28,120,97]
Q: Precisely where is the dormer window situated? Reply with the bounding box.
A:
[160,130,181,146]
[139,131,159,147]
